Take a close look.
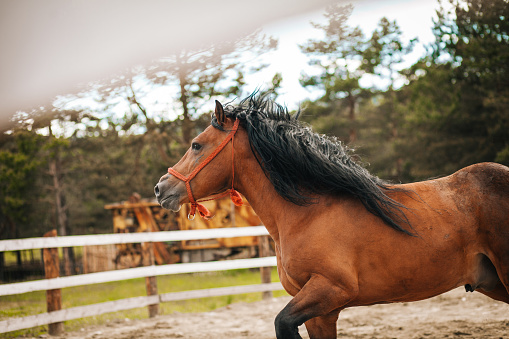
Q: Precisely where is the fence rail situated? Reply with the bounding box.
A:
[0,256,277,296]
[0,227,283,335]
[0,226,270,251]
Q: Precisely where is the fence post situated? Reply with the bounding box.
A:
[43,229,64,335]
[142,241,159,317]
[258,235,273,300]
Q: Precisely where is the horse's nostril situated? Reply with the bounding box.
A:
[154,184,160,197]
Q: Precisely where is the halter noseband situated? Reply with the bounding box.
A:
[168,119,243,220]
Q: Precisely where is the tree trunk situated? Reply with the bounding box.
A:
[388,90,402,180]
[179,81,192,145]
[48,151,76,276]
[177,54,193,145]
[347,92,357,144]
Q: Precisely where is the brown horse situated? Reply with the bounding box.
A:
[155,94,509,339]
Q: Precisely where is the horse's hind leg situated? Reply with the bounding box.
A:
[477,281,509,303]
[275,274,357,339]
[476,252,509,303]
[487,255,509,303]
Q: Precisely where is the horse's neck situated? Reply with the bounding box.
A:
[235,155,302,243]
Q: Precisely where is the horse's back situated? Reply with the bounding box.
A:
[452,162,509,226]
[435,163,508,239]
[454,162,509,196]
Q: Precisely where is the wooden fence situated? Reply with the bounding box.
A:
[0,226,282,335]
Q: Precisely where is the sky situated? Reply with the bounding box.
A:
[0,0,442,129]
[0,0,338,129]
[109,0,442,122]
[247,0,440,110]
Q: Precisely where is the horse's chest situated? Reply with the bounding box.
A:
[276,244,315,293]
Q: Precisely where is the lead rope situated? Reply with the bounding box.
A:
[168,119,243,220]
[229,127,243,206]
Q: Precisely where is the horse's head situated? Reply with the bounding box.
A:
[154,100,243,218]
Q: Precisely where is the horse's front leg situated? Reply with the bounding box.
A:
[275,274,357,339]
[304,312,340,338]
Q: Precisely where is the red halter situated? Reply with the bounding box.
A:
[168,119,243,220]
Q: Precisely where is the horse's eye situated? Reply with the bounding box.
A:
[192,142,202,151]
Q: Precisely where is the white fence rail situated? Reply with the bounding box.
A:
[0,282,284,334]
[0,226,271,251]
[1,256,277,296]
[0,227,283,334]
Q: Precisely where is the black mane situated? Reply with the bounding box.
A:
[212,93,413,235]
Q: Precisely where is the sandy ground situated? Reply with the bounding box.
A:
[56,288,509,339]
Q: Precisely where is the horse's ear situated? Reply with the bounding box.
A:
[215,100,226,126]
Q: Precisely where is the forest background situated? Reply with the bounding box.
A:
[0,0,508,253]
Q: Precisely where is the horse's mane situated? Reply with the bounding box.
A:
[211,93,413,235]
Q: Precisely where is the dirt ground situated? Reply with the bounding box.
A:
[57,287,509,339]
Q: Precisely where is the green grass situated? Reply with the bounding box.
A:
[0,268,288,338]
[3,250,42,266]
[3,248,84,266]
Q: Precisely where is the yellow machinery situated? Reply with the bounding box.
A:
[104,193,262,267]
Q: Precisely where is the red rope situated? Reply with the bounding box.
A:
[168,119,243,220]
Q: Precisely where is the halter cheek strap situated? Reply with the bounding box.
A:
[168,119,243,220]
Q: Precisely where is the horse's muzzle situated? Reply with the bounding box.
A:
[154,178,182,212]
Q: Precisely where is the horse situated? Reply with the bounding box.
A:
[154,94,509,339]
